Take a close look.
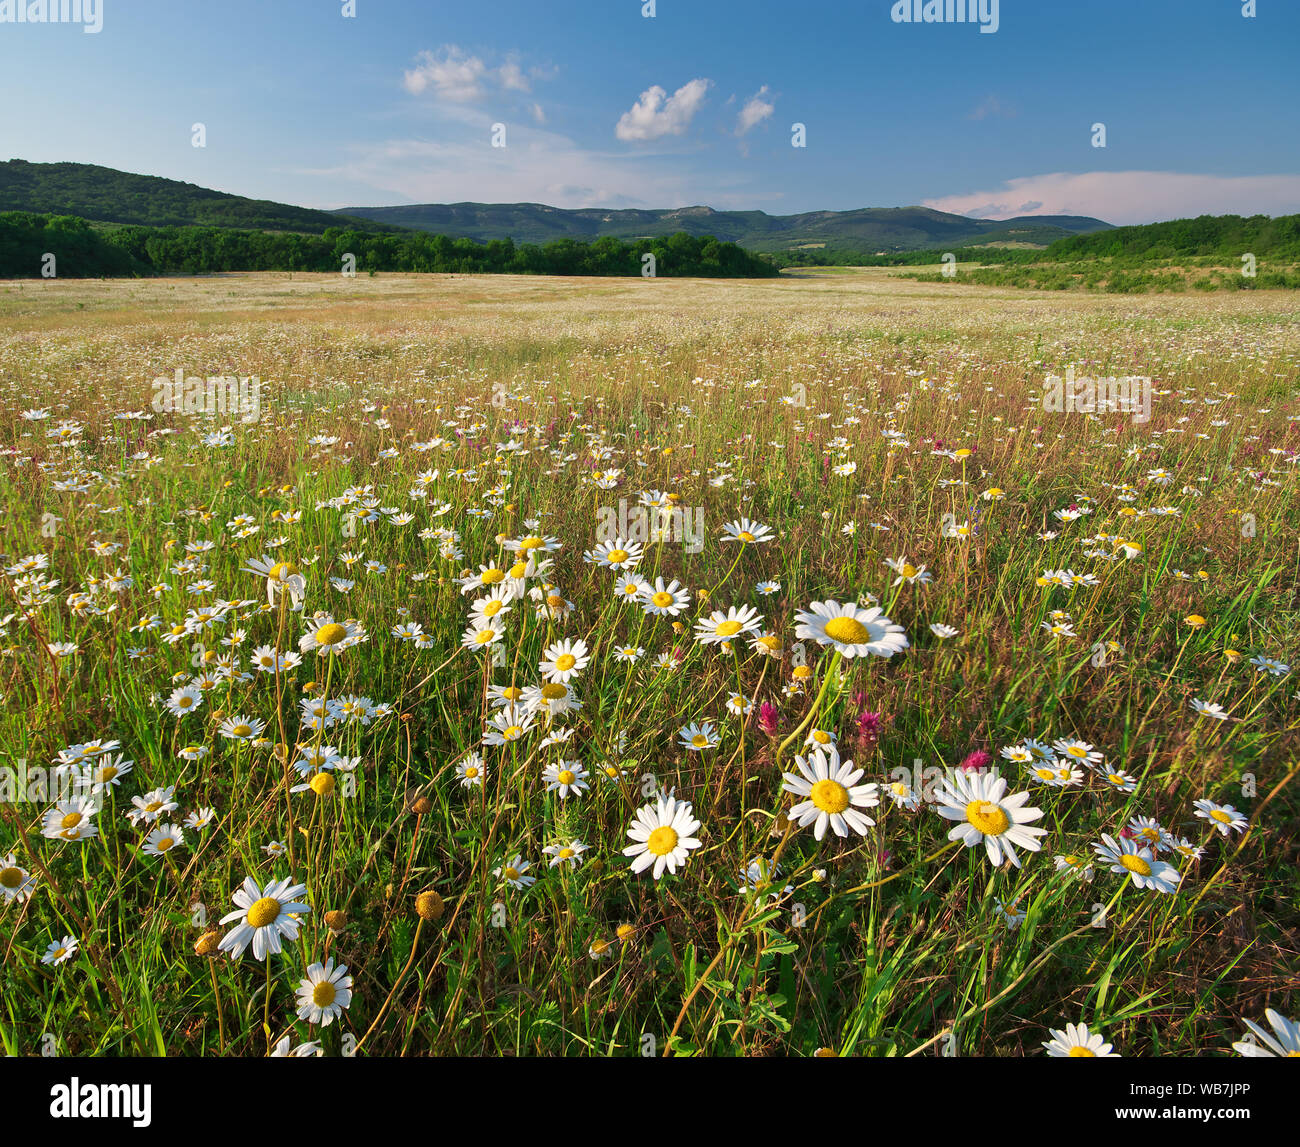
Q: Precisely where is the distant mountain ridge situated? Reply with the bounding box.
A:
[335,201,1113,252]
[0,159,1113,252]
[0,159,402,234]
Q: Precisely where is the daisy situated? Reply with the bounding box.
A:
[296,958,353,1027]
[41,935,80,966]
[883,776,922,811]
[539,638,590,683]
[1232,1010,1300,1057]
[297,614,366,655]
[720,517,774,545]
[165,685,204,717]
[543,839,589,869]
[1093,834,1181,894]
[678,721,720,751]
[934,770,1047,868]
[1053,738,1103,766]
[42,796,98,842]
[756,580,781,596]
[542,760,589,799]
[695,604,763,646]
[129,786,178,826]
[1053,854,1094,881]
[483,707,535,746]
[218,715,265,742]
[586,536,644,570]
[451,753,485,788]
[614,572,651,604]
[185,807,216,829]
[1193,799,1248,836]
[1190,698,1230,721]
[1043,1021,1120,1057]
[0,854,36,902]
[462,618,505,651]
[782,745,880,841]
[794,600,908,659]
[1097,768,1138,794]
[884,557,933,586]
[217,876,311,960]
[623,794,703,880]
[1126,815,1171,853]
[141,823,186,858]
[639,577,691,617]
[270,1036,323,1057]
[494,854,535,891]
[929,622,959,639]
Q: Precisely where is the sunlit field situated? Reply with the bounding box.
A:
[1,269,1296,1058]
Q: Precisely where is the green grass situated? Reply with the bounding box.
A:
[0,272,1296,1057]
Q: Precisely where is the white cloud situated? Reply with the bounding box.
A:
[736,86,775,136]
[966,94,1014,121]
[403,46,489,102]
[924,171,1300,225]
[615,79,711,142]
[403,46,546,104]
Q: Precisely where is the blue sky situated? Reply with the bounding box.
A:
[1,0,1297,223]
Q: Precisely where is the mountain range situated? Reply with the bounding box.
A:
[0,160,1111,253]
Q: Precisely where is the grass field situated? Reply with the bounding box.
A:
[1,268,1296,1057]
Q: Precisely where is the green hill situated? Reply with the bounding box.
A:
[0,159,402,234]
[335,202,1113,253]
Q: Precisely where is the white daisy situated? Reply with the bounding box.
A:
[781,744,880,841]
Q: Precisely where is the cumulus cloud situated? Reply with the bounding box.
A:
[736,86,775,136]
[615,79,711,142]
[403,46,545,104]
[924,171,1300,225]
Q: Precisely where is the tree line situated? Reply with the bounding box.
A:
[0,213,781,279]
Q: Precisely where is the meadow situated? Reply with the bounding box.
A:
[0,268,1296,1057]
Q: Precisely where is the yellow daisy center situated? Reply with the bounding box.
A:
[546,594,564,608]
[310,773,335,796]
[1209,809,1231,824]
[232,724,253,737]
[519,536,543,551]
[809,779,850,814]
[247,897,282,928]
[1108,774,1125,785]
[558,847,574,859]
[646,826,679,856]
[268,562,298,581]
[482,599,504,617]
[465,765,479,778]
[503,726,523,739]
[553,653,576,672]
[901,563,918,578]
[481,568,505,584]
[0,867,24,888]
[823,617,870,644]
[557,770,576,786]
[738,531,756,542]
[691,734,709,748]
[606,549,629,563]
[156,836,175,852]
[1068,1045,1096,1057]
[652,591,674,607]
[312,980,337,1007]
[1035,767,1055,780]
[1119,853,1152,877]
[60,812,83,829]
[503,867,520,881]
[715,620,743,636]
[475,629,495,644]
[541,683,567,700]
[793,665,812,679]
[590,939,611,955]
[314,622,347,646]
[965,800,1010,836]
